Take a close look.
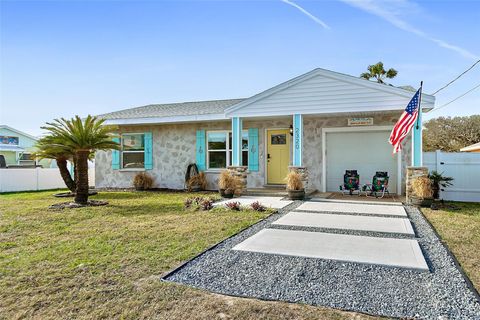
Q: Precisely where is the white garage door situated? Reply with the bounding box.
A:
[326,131,398,194]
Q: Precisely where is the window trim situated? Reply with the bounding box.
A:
[206,130,248,170]
[120,133,145,169]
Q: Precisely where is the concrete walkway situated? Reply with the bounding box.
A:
[296,201,407,216]
[233,228,428,270]
[272,211,415,235]
[232,199,427,271]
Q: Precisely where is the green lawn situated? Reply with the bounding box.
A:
[0,190,378,320]
[423,202,480,291]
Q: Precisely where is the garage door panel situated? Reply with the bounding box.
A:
[326,131,397,193]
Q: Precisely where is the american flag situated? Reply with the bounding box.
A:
[389,88,421,153]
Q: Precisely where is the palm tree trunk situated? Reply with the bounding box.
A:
[432,184,440,199]
[73,154,78,187]
[56,158,76,192]
[74,151,90,205]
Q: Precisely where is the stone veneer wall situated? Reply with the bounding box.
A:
[95,121,231,190]
[95,111,411,193]
[405,166,429,203]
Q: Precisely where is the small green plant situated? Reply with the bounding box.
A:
[225,201,241,211]
[428,171,454,199]
[250,201,266,212]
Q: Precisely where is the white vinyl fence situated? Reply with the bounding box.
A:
[424,151,480,202]
[0,168,95,193]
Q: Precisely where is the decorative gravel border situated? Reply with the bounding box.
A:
[163,201,480,319]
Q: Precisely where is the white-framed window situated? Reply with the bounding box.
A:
[121,133,145,169]
[207,130,248,169]
[18,152,36,165]
[20,153,33,161]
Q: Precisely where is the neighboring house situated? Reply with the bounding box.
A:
[0,125,52,168]
[95,68,435,194]
[460,142,480,153]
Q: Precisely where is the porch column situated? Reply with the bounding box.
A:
[231,117,242,166]
[229,117,247,195]
[293,114,303,166]
[412,109,422,166]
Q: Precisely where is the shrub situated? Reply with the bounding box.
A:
[187,172,207,191]
[218,170,243,194]
[133,172,154,190]
[250,201,266,212]
[184,196,214,211]
[285,171,303,191]
[428,171,454,199]
[225,201,241,211]
[218,170,232,190]
[184,197,194,209]
[412,176,433,198]
[199,198,214,211]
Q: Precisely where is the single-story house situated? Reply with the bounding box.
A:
[460,142,480,153]
[95,68,435,194]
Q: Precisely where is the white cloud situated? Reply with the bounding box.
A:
[281,0,330,30]
[340,0,479,60]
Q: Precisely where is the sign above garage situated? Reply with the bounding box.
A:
[348,117,373,126]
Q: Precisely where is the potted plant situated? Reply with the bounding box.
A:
[218,170,230,198]
[428,171,453,200]
[286,171,305,200]
[133,172,154,191]
[410,176,434,207]
[187,172,207,192]
[218,170,241,198]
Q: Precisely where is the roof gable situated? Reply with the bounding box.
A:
[0,125,38,141]
[225,68,435,117]
[460,142,480,152]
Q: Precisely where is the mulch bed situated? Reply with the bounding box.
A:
[49,200,108,209]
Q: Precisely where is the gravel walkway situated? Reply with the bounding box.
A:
[163,201,480,319]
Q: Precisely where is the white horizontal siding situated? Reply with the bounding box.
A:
[229,74,433,117]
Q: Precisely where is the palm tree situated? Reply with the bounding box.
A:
[34,135,76,192]
[360,62,398,84]
[42,115,119,205]
[428,171,454,200]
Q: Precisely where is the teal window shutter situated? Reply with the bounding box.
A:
[248,128,259,171]
[112,137,120,170]
[144,132,153,170]
[196,130,206,171]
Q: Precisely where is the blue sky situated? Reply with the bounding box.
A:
[1,0,479,135]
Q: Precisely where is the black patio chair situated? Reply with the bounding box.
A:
[362,171,390,198]
[339,170,360,196]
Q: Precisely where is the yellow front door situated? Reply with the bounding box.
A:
[267,129,290,184]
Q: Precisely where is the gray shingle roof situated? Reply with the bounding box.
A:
[98,98,245,120]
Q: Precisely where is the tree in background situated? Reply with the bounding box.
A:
[41,116,119,205]
[360,62,398,84]
[423,115,480,152]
